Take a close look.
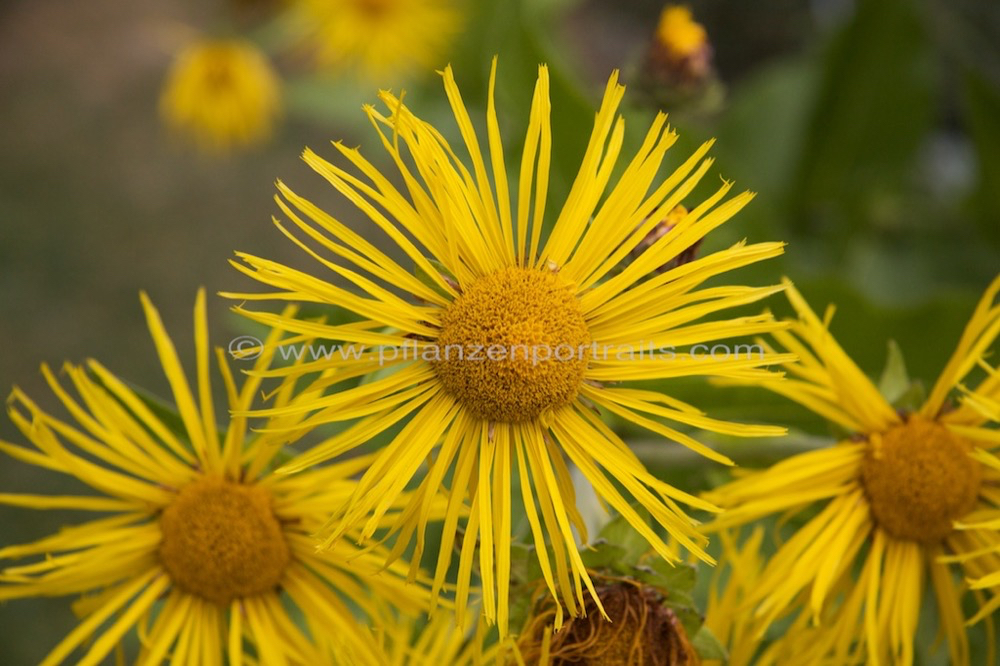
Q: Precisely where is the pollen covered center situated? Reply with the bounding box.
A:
[433,266,590,423]
[159,477,290,605]
[861,415,981,543]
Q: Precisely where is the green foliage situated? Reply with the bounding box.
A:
[962,69,1000,246]
[788,0,937,236]
[691,624,728,662]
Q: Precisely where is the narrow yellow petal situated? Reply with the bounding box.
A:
[140,593,193,666]
[77,574,171,666]
[140,292,211,465]
[39,568,162,666]
[0,493,136,512]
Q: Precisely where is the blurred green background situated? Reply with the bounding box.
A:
[1,0,998,662]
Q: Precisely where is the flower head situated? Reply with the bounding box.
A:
[0,291,428,665]
[227,59,787,636]
[291,0,461,79]
[644,5,713,87]
[656,6,708,63]
[516,576,700,665]
[159,38,281,154]
[704,276,1000,665]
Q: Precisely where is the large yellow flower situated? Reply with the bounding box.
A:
[160,38,282,154]
[227,60,788,636]
[0,291,428,665]
[291,0,461,79]
[704,276,1000,665]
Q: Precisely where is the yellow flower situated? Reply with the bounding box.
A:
[159,38,281,154]
[227,59,788,637]
[656,6,708,63]
[702,528,784,666]
[292,0,461,79]
[0,291,429,665]
[704,276,1000,665]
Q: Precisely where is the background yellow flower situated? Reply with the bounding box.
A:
[291,0,461,79]
[160,38,282,154]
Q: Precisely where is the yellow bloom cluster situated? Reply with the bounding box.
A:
[156,0,463,155]
[4,11,998,659]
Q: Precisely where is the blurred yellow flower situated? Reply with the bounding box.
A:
[292,0,461,78]
[642,4,714,91]
[656,5,708,63]
[227,58,788,637]
[705,276,1000,665]
[159,39,281,154]
[703,529,763,666]
[0,291,429,665]
[370,606,496,665]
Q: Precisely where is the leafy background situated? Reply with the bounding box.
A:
[1,0,998,662]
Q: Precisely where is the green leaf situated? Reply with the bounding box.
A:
[509,542,544,585]
[579,540,629,570]
[665,602,704,639]
[788,0,937,236]
[961,68,1000,247]
[630,559,697,599]
[878,339,910,403]
[715,57,819,213]
[691,624,728,662]
[596,508,652,565]
[891,379,927,414]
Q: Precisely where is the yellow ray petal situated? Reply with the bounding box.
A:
[39,567,162,666]
[140,292,212,466]
[923,273,1000,419]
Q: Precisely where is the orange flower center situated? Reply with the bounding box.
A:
[433,267,590,423]
[861,415,981,543]
[159,477,290,605]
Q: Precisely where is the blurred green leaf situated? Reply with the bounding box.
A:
[961,69,1000,246]
[789,0,937,236]
[509,541,544,585]
[877,339,927,412]
[691,624,728,662]
[666,601,704,640]
[283,76,381,130]
[877,339,910,403]
[714,58,819,225]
